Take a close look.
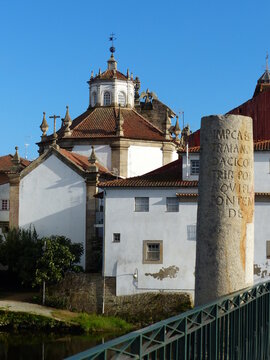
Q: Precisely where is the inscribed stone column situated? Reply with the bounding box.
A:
[195,114,254,306]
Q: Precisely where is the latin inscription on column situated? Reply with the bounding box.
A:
[210,129,253,218]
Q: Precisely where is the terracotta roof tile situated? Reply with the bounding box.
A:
[178,146,200,154]
[45,107,166,142]
[99,158,198,188]
[59,149,113,176]
[92,69,128,81]
[0,173,9,185]
[0,155,30,172]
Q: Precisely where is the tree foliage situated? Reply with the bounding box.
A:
[34,236,83,286]
[0,229,83,288]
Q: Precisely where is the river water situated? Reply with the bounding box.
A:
[0,332,110,360]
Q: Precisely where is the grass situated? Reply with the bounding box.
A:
[52,310,133,334]
[72,313,133,333]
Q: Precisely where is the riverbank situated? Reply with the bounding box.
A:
[0,301,133,334]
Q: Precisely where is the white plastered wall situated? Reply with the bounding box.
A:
[19,155,86,267]
[104,188,197,297]
[254,152,270,192]
[0,183,10,222]
[72,144,111,170]
[181,153,200,181]
[128,146,163,177]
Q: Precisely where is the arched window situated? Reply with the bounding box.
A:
[103,92,111,106]
[91,92,97,107]
[118,92,126,106]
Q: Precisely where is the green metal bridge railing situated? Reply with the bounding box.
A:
[66,281,270,360]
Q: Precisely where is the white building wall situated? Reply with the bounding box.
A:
[254,152,270,192]
[19,155,86,267]
[0,183,10,223]
[128,146,163,177]
[104,188,197,297]
[72,144,112,170]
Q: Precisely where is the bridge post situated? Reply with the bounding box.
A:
[195,114,254,306]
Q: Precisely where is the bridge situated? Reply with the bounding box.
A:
[66,280,270,359]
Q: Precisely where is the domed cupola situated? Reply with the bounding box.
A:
[87,43,135,109]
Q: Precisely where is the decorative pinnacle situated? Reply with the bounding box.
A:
[266,52,269,71]
[12,146,20,165]
[98,68,101,76]
[174,116,181,138]
[40,112,49,137]
[89,145,97,164]
[90,70,94,79]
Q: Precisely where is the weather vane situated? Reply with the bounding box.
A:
[109,33,116,54]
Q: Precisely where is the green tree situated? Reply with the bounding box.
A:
[0,227,42,287]
[34,236,83,286]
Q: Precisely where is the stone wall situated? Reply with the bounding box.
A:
[49,273,192,326]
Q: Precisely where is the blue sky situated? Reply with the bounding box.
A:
[0,0,269,159]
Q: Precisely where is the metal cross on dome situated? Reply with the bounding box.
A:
[109,33,116,54]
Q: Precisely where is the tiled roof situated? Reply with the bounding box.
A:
[92,69,128,81]
[0,155,30,172]
[178,146,200,154]
[176,193,198,197]
[99,158,198,188]
[45,107,166,142]
[253,139,270,150]
[59,149,113,176]
[0,173,9,185]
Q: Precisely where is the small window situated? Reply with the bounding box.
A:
[113,233,121,243]
[118,92,126,106]
[104,92,111,106]
[166,197,179,212]
[143,240,163,264]
[135,197,149,212]
[91,92,97,107]
[191,160,200,175]
[1,200,9,211]
[187,225,197,241]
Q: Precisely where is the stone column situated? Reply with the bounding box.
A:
[85,171,100,272]
[110,140,130,178]
[162,142,176,165]
[8,174,20,228]
[195,114,254,306]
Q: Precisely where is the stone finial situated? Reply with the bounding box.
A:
[131,72,133,81]
[63,106,72,137]
[116,106,124,137]
[98,68,101,76]
[40,112,49,137]
[127,69,130,79]
[90,70,94,79]
[49,114,60,149]
[12,146,20,165]
[134,76,141,105]
[174,116,181,138]
[88,146,97,166]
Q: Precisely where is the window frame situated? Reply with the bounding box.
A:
[166,197,179,212]
[1,200,9,211]
[113,233,121,243]
[135,197,149,212]
[103,91,111,106]
[143,240,163,264]
[91,91,97,106]
[190,159,200,175]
